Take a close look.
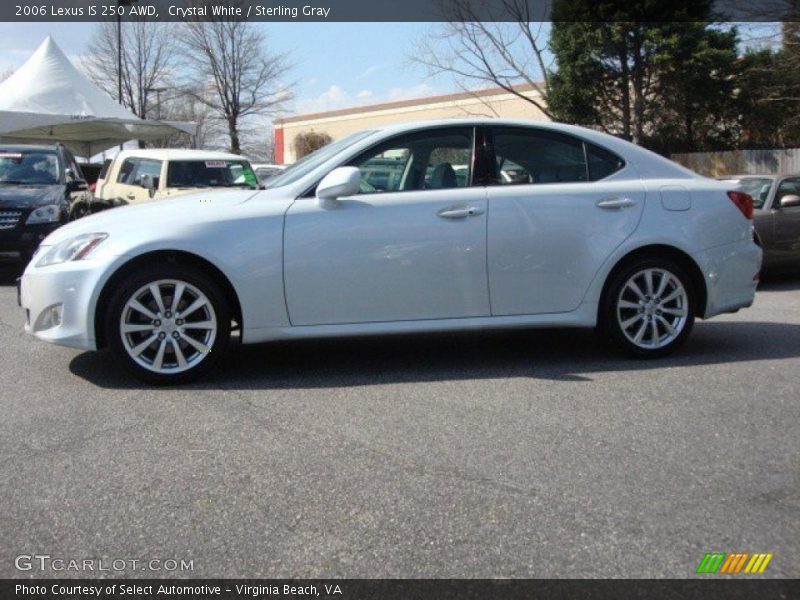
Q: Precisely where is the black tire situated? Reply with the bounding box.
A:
[70,203,89,221]
[105,263,231,384]
[598,257,696,358]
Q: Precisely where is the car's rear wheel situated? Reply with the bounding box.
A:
[106,264,230,384]
[600,258,695,357]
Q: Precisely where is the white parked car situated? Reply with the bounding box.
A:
[93,149,258,209]
[19,120,762,383]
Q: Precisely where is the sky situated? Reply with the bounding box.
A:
[0,22,463,117]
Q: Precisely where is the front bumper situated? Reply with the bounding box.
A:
[0,222,62,254]
[697,237,762,319]
[19,254,111,351]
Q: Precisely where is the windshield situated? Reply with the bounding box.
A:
[264,130,376,189]
[166,160,258,189]
[0,151,59,185]
[737,177,774,209]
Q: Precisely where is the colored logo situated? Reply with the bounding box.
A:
[696,552,773,574]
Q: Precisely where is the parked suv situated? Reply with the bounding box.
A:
[93,149,259,210]
[0,144,90,261]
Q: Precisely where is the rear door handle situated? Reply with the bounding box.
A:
[596,197,637,209]
[437,205,484,219]
[126,193,136,200]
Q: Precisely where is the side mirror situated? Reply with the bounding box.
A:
[779,194,800,209]
[140,174,156,198]
[316,167,361,202]
[66,178,88,192]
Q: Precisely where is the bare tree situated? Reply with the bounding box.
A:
[0,67,14,82]
[84,21,179,119]
[181,17,293,155]
[409,0,552,118]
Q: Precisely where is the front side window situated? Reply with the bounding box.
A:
[349,127,473,194]
[0,150,59,185]
[117,158,138,184]
[776,177,800,207]
[131,159,163,188]
[166,160,258,189]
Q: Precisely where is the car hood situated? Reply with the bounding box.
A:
[0,184,63,209]
[41,188,290,247]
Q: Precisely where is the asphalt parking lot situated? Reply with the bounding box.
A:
[0,259,798,579]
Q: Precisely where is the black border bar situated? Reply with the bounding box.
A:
[3,579,800,600]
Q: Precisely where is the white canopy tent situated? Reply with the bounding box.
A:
[0,36,195,157]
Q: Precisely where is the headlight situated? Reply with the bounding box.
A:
[26,204,61,224]
[36,233,108,267]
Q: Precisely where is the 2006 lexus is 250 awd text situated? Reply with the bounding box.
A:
[19,120,762,383]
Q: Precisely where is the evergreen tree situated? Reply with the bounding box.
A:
[547,0,741,153]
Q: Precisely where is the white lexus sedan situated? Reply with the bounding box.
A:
[19,120,762,383]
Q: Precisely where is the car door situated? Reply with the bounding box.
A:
[771,176,800,265]
[283,126,490,326]
[485,126,645,315]
[110,158,160,204]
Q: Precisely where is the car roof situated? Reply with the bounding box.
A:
[0,144,59,153]
[111,149,246,161]
[371,118,622,139]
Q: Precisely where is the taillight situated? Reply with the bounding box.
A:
[727,191,754,219]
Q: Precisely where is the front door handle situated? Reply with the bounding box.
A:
[596,197,637,209]
[126,193,136,200]
[437,205,484,219]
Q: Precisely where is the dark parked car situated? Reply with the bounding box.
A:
[719,175,800,272]
[0,144,90,262]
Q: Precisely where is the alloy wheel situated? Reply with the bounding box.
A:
[616,268,689,350]
[119,279,217,374]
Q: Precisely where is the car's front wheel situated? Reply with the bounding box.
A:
[600,258,695,357]
[106,264,231,384]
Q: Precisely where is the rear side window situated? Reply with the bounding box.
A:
[587,143,624,181]
[489,127,624,185]
[492,128,587,185]
[166,160,258,189]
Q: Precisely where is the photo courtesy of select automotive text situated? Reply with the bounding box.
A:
[0,0,798,598]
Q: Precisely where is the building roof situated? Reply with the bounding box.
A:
[275,83,543,126]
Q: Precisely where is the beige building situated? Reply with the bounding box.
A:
[274,83,548,164]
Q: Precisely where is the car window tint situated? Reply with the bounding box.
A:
[98,158,112,181]
[132,159,162,187]
[492,128,588,185]
[776,177,800,205]
[736,177,773,209]
[587,143,624,181]
[349,127,473,194]
[117,159,138,184]
[0,151,59,185]
[64,150,82,180]
[166,160,258,189]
